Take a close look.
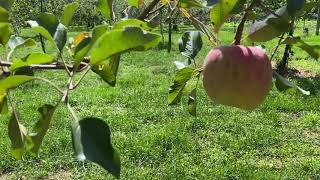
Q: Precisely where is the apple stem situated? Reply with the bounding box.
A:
[233,0,260,45]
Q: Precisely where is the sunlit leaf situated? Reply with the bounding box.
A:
[61,2,79,27]
[27,104,57,155]
[0,7,9,22]
[96,0,114,20]
[168,67,195,105]
[8,108,27,160]
[178,0,205,8]
[128,0,144,7]
[0,75,34,90]
[0,22,12,46]
[74,25,110,70]
[114,19,154,31]
[27,13,67,52]
[10,53,54,72]
[92,54,120,87]
[7,35,37,60]
[248,6,291,42]
[72,117,121,178]
[210,0,245,32]
[0,92,8,114]
[90,26,161,65]
[282,37,320,60]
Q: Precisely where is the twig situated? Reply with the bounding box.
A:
[233,0,260,45]
[72,66,91,90]
[60,55,72,77]
[0,61,88,72]
[147,4,165,18]
[257,1,282,18]
[67,102,79,122]
[34,77,65,94]
[138,0,160,20]
[270,33,285,61]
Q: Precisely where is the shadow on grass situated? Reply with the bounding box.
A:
[289,74,320,95]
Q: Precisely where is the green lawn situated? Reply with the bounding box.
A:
[1,24,320,179]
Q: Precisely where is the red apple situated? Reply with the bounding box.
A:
[203,45,272,110]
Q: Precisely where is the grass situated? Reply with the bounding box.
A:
[1,22,320,179]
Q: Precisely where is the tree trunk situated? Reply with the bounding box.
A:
[316,6,320,35]
[167,19,172,53]
[276,28,294,75]
[39,0,46,53]
[159,9,165,49]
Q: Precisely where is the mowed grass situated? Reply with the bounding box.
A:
[1,23,320,179]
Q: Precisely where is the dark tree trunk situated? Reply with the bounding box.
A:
[276,28,294,75]
[316,6,320,35]
[159,8,165,48]
[39,0,46,53]
[167,19,172,53]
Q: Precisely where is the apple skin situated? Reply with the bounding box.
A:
[203,45,273,111]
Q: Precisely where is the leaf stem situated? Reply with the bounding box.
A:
[72,66,91,90]
[270,33,285,61]
[34,77,64,95]
[67,102,79,122]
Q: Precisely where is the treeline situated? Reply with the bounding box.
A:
[10,0,319,31]
[11,0,129,29]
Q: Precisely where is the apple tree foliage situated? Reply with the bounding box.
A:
[0,0,319,178]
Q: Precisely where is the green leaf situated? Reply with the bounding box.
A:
[7,35,37,60]
[114,19,154,31]
[90,26,161,65]
[128,0,144,7]
[298,2,320,16]
[27,104,56,155]
[10,53,54,72]
[72,117,121,178]
[0,92,8,114]
[0,0,13,10]
[210,0,244,32]
[248,6,291,42]
[206,0,219,6]
[61,2,79,27]
[282,37,320,60]
[8,36,37,52]
[27,21,55,43]
[178,0,205,8]
[168,67,195,105]
[8,108,27,160]
[0,22,12,46]
[0,75,34,90]
[273,71,310,95]
[74,25,110,70]
[96,0,114,20]
[0,7,9,22]
[179,31,203,59]
[287,0,305,17]
[91,54,120,87]
[27,13,67,52]
[188,88,197,116]
[54,23,67,52]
